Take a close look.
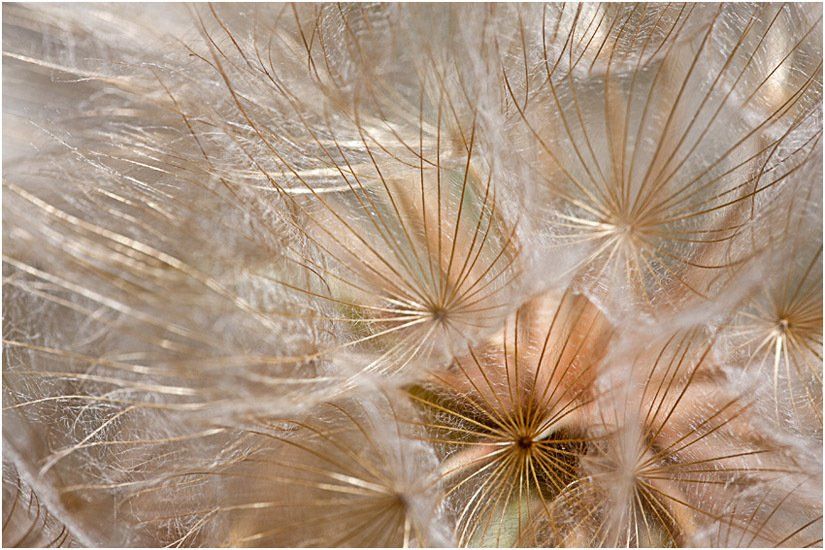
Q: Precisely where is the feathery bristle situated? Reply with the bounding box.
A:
[3,3,822,548]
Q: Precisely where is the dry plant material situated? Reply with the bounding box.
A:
[2,3,822,548]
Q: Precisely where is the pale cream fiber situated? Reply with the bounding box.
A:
[2,4,822,547]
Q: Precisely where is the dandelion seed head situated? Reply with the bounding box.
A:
[2,3,821,547]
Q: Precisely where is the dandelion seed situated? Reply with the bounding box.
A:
[502,3,822,319]
[130,395,448,547]
[409,289,612,546]
[553,329,807,547]
[2,3,821,548]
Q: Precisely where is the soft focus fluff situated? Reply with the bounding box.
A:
[2,3,822,547]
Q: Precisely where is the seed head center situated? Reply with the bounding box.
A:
[516,435,534,450]
[430,305,448,322]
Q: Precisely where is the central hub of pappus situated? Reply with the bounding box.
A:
[516,435,534,450]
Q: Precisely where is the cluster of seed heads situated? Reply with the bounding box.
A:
[2,3,822,548]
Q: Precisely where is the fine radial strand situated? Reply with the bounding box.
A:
[706,478,823,548]
[128,394,447,547]
[1,3,822,548]
[499,3,822,317]
[2,461,74,548]
[182,4,527,374]
[408,289,612,546]
[726,186,823,430]
[549,329,803,546]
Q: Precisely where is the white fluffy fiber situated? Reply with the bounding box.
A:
[2,4,822,547]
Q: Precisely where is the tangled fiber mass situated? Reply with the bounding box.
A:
[2,3,823,547]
